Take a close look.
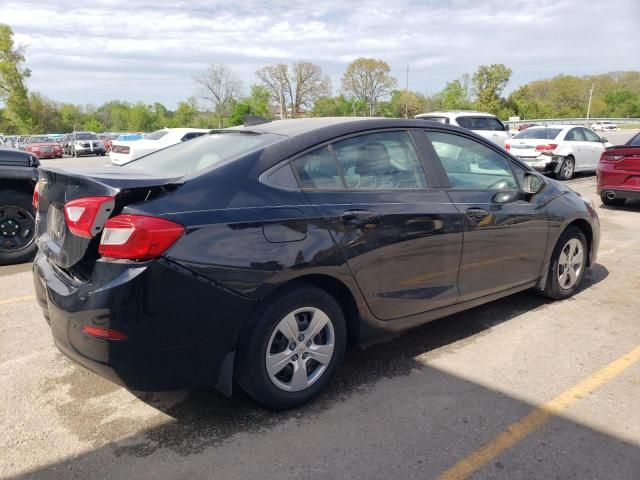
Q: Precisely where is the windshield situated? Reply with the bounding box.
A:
[29,136,50,143]
[76,133,98,140]
[145,130,169,140]
[123,131,284,177]
[513,128,562,140]
[456,116,505,131]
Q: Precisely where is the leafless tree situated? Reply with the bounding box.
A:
[193,64,242,128]
[256,62,331,118]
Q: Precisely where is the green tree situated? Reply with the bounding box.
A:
[0,24,37,132]
[438,79,472,110]
[472,64,512,114]
[341,58,397,116]
[172,96,200,127]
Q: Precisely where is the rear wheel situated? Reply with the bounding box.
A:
[540,226,587,300]
[557,156,575,180]
[600,193,625,206]
[0,190,37,265]
[236,285,346,409]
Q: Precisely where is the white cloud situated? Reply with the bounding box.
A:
[1,0,638,107]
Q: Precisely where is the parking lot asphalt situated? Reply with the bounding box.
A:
[2,132,640,480]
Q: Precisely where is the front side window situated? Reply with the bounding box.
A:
[332,131,428,189]
[582,128,601,142]
[426,131,517,189]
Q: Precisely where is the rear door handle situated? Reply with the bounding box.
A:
[465,208,490,221]
[340,210,379,227]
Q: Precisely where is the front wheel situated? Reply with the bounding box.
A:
[0,190,37,265]
[557,156,575,180]
[540,226,587,300]
[236,285,346,409]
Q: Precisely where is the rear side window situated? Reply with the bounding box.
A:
[456,116,504,131]
[564,128,586,141]
[426,131,517,189]
[292,147,343,189]
[628,134,640,146]
[332,131,427,189]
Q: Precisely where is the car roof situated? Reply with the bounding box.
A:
[415,111,498,118]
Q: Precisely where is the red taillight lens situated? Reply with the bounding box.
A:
[113,145,130,154]
[82,326,128,341]
[535,143,558,152]
[600,153,624,163]
[32,183,39,209]
[64,196,115,238]
[504,144,510,151]
[98,214,184,260]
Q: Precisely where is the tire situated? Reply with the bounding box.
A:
[600,194,625,206]
[540,226,588,300]
[556,156,575,180]
[236,285,347,409]
[0,189,38,265]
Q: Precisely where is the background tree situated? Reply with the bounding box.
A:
[229,85,273,126]
[0,24,37,133]
[256,62,330,118]
[340,58,397,116]
[193,64,242,128]
[472,63,512,114]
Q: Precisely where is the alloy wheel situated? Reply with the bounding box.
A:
[0,205,35,253]
[562,158,574,179]
[265,307,335,392]
[557,238,584,290]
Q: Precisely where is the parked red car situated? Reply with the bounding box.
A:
[24,136,63,159]
[98,133,122,152]
[597,132,640,206]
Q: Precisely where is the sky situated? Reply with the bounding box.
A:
[1,0,639,108]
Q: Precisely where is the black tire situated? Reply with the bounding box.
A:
[600,194,625,206]
[0,189,38,266]
[540,226,588,300]
[556,156,575,180]
[236,285,347,409]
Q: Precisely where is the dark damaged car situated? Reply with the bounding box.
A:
[32,118,600,409]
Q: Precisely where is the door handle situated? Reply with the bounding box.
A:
[465,207,490,221]
[340,210,379,227]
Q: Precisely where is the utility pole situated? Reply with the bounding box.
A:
[586,83,594,125]
[405,65,410,119]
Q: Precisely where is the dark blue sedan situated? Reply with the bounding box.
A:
[32,118,599,409]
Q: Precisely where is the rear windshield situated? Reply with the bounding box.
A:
[122,131,283,177]
[76,133,98,140]
[628,134,640,146]
[417,116,449,124]
[145,130,169,140]
[456,116,505,131]
[513,128,562,140]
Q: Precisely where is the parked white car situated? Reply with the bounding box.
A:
[415,111,510,147]
[505,125,611,180]
[110,128,210,165]
[591,121,618,132]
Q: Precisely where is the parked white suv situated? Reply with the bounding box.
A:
[110,128,210,165]
[415,111,510,147]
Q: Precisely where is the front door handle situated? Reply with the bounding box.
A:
[465,207,490,221]
[340,210,379,227]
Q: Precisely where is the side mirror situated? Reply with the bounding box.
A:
[601,136,608,143]
[523,172,544,195]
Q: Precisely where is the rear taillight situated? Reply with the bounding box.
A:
[32,183,39,209]
[98,214,184,260]
[504,144,510,151]
[64,196,115,238]
[113,145,130,154]
[600,153,624,163]
[535,143,558,152]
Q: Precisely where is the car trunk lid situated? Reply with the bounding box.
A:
[36,166,182,272]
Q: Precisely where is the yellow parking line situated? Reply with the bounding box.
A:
[0,295,35,306]
[438,345,640,480]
